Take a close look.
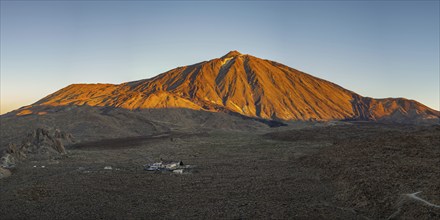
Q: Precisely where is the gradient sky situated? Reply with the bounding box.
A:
[1,1,439,114]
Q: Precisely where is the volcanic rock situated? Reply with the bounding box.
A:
[1,128,73,165]
[0,167,11,179]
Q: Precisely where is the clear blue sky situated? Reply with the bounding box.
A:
[1,0,439,113]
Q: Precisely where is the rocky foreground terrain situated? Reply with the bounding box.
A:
[0,123,439,219]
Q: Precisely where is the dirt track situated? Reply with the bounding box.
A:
[1,123,439,219]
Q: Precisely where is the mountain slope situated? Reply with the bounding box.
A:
[19,51,440,123]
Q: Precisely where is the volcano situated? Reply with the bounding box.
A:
[12,50,440,123]
[2,51,439,220]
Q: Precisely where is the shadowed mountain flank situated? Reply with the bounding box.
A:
[13,51,440,123]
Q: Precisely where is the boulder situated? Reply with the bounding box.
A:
[0,167,11,179]
[0,153,16,168]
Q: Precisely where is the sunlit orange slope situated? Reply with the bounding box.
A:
[30,51,439,122]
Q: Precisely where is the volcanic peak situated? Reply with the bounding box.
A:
[221,50,242,59]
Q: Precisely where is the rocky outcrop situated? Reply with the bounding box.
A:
[0,128,73,178]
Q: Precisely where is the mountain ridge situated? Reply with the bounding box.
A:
[14,51,440,123]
